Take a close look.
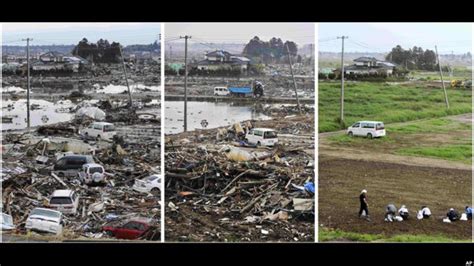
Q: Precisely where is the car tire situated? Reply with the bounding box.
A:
[367,133,373,139]
[257,141,261,147]
[57,172,65,177]
[348,131,353,137]
[96,135,101,141]
[151,188,160,196]
[105,231,114,237]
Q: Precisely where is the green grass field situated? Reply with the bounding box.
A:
[319,81,472,132]
[410,68,472,80]
[327,117,472,163]
[319,228,470,243]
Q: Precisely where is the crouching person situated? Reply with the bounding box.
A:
[447,208,460,222]
[398,205,409,220]
[385,204,397,222]
[417,206,431,220]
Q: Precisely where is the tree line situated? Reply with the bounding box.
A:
[386,45,438,71]
[72,38,122,64]
[243,36,298,64]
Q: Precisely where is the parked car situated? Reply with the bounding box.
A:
[102,218,153,240]
[347,121,386,138]
[48,190,80,215]
[214,86,229,96]
[1,212,15,231]
[245,128,278,146]
[133,174,161,196]
[25,208,63,235]
[78,163,106,185]
[53,154,94,177]
[80,122,117,141]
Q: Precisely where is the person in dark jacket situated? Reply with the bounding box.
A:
[447,208,460,222]
[359,189,369,220]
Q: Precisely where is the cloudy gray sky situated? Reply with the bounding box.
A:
[165,23,315,45]
[2,23,161,46]
[319,23,472,54]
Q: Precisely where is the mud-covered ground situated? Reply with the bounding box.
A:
[319,157,471,240]
[165,75,315,98]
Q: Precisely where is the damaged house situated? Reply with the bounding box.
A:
[194,50,250,72]
[32,52,88,73]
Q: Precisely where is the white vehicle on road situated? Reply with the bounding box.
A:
[347,121,386,138]
[214,87,230,96]
[133,174,161,196]
[48,190,80,215]
[245,128,278,146]
[1,213,15,231]
[25,208,63,235]
[80,122,117,141]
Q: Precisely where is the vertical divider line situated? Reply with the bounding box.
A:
[314,22,319,243]
[467,22,474,243]
[160,22,166,243]
[0,22,3,244]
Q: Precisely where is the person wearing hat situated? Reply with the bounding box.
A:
[398,205,409,220]
[447,208,460,222]
[359,189,369,220]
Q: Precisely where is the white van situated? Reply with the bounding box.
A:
[347,121,386,138]
[214,87,230,96]
[245,128,278,146]
[80,122,117,141]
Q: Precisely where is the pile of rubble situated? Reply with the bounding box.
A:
[165,114,315,242]
[1,103,161,241]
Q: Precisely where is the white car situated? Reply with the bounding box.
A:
[80,122,117,141]
[78,163,106,185]
[25,208,63,235]
[1,213,15,231]
[347,121,386,138]
[48,190,80,215]
[214,87,230,96]
[133,174,161,196]
[245,128,279,146]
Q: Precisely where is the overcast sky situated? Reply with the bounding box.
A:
[165,23,315,45]
[2,23,161,46]
[319,23,472,54]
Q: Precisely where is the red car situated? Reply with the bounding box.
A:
[102,220,152,240]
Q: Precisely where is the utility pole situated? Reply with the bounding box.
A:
[22,38,32,129]
[337,36,348,124]
[435,45,450,109]
[180,35,191,132]
[119,45,133,109]
[169,45,172,61]
[286,44,302,114]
